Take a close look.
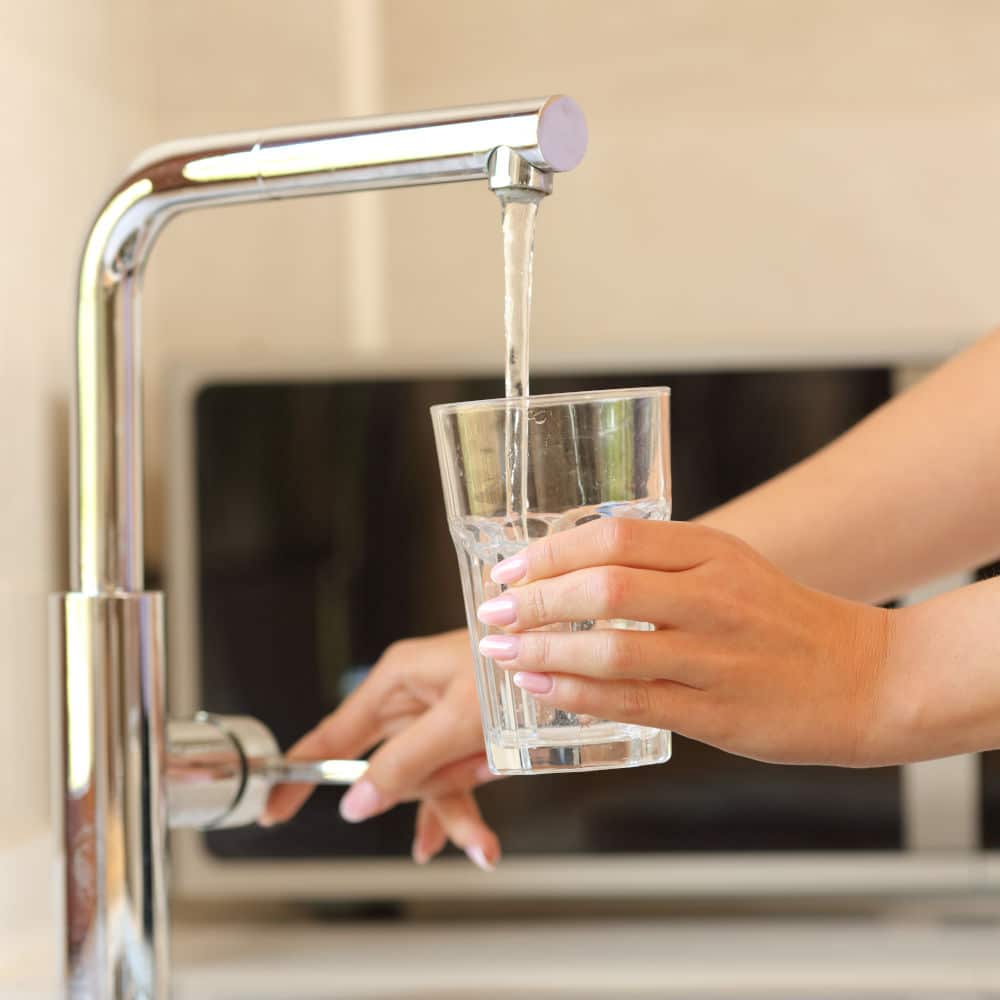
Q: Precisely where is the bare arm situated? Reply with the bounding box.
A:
[701,330,1000,603]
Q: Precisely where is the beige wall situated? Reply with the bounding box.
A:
[377,0,1000,366]
[146,0,1000,382]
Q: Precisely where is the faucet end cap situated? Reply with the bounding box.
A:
[537,95,588,172]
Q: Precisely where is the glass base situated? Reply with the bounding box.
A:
[486,724,671,776]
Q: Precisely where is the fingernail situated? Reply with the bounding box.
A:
[474,762,497,783]
[465,845,496,872]
[258,813,277,828]
[477,596,517,626]
[513,671,554,695]
[339,780,383,823]
[491,555,527,585]
[479,634,520,661]
[412,841,431,865]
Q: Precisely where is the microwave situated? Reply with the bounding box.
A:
[163,352,993,903]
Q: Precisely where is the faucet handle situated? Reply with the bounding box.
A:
[265,758,369,785]
[167,714,366,830]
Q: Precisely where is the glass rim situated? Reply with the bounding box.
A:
[430,385,670,417]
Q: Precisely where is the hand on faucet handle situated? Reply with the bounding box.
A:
[261,629,501,871]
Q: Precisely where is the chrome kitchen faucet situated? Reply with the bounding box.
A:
[52,97,587,999]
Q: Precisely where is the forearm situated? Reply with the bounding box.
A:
[700,329,1000,603]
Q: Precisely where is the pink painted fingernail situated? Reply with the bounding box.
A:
[477,595,517,626]
[513,671,554,695]
[479,634,520,660]
[474,762,497,783]
[465,845,496,872]
[491,555,527,585]
[339,780,383,823]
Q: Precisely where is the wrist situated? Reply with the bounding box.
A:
[841,603,896,767]
[874,581,1000,762]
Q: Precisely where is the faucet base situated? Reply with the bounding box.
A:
[52,591,168,999]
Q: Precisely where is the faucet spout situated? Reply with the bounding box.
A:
[56,96,586,999]
[488,145,554,197]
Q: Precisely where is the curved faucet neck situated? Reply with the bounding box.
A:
[71,96,587,593]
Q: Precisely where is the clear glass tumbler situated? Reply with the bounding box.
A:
[431,387,672,775]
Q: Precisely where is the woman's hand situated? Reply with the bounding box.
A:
[262,629,501,871]
[477,518,904,768]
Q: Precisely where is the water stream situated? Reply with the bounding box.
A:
[498,189,543,538]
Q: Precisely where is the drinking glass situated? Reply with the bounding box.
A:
[431,387,672,775]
